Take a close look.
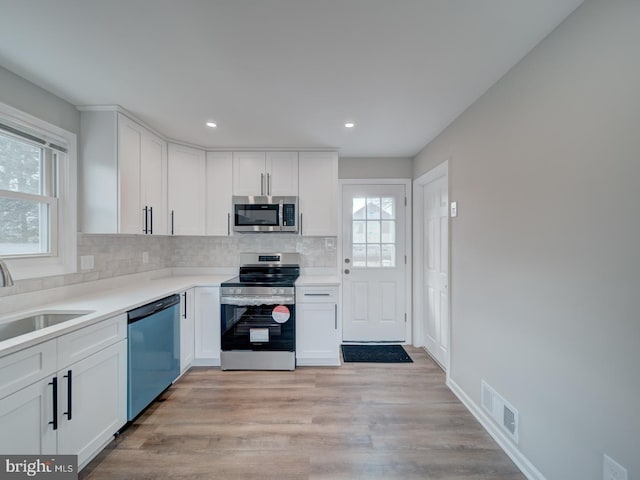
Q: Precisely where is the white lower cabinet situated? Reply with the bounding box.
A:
[0,314,127,469]
[193,287,221,366]
[180,288,196,373]
[296,286,340,366]
[0,375,57,454]
[57,339,127,467]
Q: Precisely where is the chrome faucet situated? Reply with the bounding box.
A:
[0,259,15,287]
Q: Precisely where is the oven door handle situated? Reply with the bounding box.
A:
[221,296,294,306]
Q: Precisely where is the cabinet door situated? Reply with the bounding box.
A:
[180,288,195,373]
[141,131,167,235]
[168,144,206,235]
[206,152,233,235]
[298,152,338,236]
[193,287,220,366]
[296,303,340,366]
[57,339,127,469]
[117,114,143,234]
[266,152,298,196]
[232,152,266,195]
[0,376,57,454]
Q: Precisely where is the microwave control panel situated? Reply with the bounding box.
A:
[283,204,296,226]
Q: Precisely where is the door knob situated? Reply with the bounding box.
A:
[344,269,350,275]
[344,258,350,264]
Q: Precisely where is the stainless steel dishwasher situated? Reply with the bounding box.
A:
[127,294,180,421]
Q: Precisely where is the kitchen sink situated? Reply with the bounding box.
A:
[0,311,94,342]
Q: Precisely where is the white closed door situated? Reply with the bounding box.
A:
[423,175,449,368]
[342,184,407,342]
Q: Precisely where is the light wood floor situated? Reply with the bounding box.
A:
[80,347,524,479]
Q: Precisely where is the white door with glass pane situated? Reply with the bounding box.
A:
[342,184,407,342]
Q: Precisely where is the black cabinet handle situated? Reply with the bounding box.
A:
[63,370,72,420]
[334,304,338,330]
[143,206,148,234]
[149,206,153,235]
[182,291,187,318]
[171,210,175,235]
[49,377,58,430]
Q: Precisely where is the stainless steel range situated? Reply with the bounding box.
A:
[220,253,300,370]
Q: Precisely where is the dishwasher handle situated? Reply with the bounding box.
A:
[127,294,180,324]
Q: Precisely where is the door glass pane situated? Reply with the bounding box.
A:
[366,220,380,243]
[366,244,381,267]
[381,244,395,267]
[366,197,380,219]
[352,244,366,267]
[352,197,366,219]
[381,197,395,219]
[352,221,366,243]
[381,220,395,243]
[0,197,49,255]
[350,195,397,269]
[0,132,42,195]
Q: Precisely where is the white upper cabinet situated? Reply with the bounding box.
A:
[232,151,298,196]
[117,115,143,234]
[168,143,206,236]
[79,110,167,235]
[140,130,168,235]
[206,152,233,236]
[298,151,338,236]
[266,151,298,196]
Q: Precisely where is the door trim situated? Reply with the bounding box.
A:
[339,178,412,344]
[413,161,450,374]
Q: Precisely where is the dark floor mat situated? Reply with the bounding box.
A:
[341,344,413,363]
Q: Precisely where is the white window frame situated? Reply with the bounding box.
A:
[0,101,77,280]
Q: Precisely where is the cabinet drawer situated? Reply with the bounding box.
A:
[0,339,57,400]
[296,287,338,303]
[57,314,126,368]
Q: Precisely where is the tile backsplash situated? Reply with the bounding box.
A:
[0,233,337,298]
[170,235,336,267]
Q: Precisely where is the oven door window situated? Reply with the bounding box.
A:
[235,204,279,226]
[221,304,295,351]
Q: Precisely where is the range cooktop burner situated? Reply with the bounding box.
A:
[221,252,300,289]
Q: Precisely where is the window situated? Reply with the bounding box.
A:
[0,129,59,256]
[352,196,396,267]
[0,102,76,280]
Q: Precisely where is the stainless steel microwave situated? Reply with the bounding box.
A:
[232,196,298,233]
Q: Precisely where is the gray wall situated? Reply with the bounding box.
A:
[0,65,80,134]
[340,157,412,179]
[414,1,639,479]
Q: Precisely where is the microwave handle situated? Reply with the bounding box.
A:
[279,201,284,231]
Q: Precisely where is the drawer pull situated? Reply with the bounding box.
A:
[64,370,72,421]
[304,293,331,296]
[49,377,58,430]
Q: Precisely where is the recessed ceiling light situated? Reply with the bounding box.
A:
[344,122,355,128]
[206,122,217,128]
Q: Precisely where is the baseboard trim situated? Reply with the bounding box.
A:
[446,378,546,480]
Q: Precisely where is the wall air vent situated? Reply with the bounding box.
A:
[481,380,519,443]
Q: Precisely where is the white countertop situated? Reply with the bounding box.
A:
[1,271,341,358]
[0,274,232,357]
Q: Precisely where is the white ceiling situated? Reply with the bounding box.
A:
[0,0,583,157]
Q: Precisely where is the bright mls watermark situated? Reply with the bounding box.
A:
[0,456,77,480]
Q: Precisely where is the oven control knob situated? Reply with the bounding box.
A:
[271,288,277,294]
[279,288,285,294]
